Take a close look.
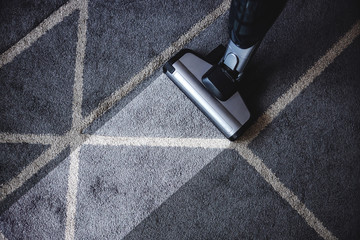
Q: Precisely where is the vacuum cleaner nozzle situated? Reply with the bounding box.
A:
[163,46,251,141]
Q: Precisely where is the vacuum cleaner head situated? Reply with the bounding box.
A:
[163,47,250,141]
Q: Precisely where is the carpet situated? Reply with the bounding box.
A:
[0,0,359,239]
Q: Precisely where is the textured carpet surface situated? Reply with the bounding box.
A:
[0,0,359,239]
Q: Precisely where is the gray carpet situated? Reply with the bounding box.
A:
[1,0,359,239]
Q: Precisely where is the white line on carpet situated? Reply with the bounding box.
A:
[84,135,232,149]
[0,133,59,145]
[65,1,89,239]
[0,0,78,69]
[239,20,360,145]
[71,0,89,130]
[236,145,337,240]
[64,147,81,240]
[81,0,232,129]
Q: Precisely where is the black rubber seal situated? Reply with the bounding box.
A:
[228,116,252,141]
[229,127,246,141]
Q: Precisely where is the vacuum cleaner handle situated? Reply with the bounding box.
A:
[229,0,287,49]
[201,0,287,101]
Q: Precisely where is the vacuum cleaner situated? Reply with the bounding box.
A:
[163,0,287,140]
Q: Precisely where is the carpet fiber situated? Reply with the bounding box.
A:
[0,0,359,239]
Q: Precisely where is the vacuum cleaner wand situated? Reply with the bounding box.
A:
[163,0,286,140]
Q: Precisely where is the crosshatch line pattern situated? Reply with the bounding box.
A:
[0,0,359,239]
